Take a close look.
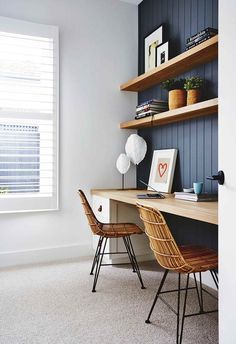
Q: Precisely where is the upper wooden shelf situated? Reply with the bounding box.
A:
[120,35,218,92]
[120,98,218,129]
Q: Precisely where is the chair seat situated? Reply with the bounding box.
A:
[101,223,143,238]
[180,245,218,273]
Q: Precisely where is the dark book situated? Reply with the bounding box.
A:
[136,105,168,114]
[186,27,218,43]
[136,103,168,110]
[186,32,216,48]
[135,110,158,119]
[185,35,213,51]
[137,99,168,107]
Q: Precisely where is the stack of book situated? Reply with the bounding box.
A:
[174,192,218,202]
[135,99,168,120]
[185,27,218,51]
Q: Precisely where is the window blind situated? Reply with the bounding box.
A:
[0,17,59,213]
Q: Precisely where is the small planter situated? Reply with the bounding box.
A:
[168,89,187,110]
[187,89,201,105]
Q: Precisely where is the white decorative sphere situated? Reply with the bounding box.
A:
[125,134,147,165]
[116,154,131,174]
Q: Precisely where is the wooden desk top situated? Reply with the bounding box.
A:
[91,189,218,225]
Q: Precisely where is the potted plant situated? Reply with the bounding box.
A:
[161,78,186,110]
[184,76,204,105]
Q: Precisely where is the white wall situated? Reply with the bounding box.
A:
[219,1,236,342]
[0,0,138,267]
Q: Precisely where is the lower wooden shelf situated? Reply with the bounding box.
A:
[120,98,218,129]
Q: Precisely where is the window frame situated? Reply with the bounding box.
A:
[0,16,59,214]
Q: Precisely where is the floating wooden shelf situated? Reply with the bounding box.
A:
[120,35,218,92]
[120,98,218,129]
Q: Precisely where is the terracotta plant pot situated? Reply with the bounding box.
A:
[168,89,187,110]
[187,89,201,105]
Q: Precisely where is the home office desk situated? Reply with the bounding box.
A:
[90,189,218,267]
[91,189,218,225]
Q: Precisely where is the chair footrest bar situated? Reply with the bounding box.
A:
[98,252,128,255]
[184,309,218,318]
[160,287,196,294]
[101,263,132,266]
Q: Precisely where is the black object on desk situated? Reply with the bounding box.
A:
[137,179,165,199]
[137,193,165,199]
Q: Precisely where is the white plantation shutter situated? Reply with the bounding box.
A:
[0,17,59,213]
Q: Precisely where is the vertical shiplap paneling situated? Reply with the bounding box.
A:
[137,0,218,195]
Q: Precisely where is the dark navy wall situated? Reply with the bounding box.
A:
[137,0,218,194]
[137,0,218,248]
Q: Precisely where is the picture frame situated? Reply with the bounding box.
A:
[144,24,163,72]
[148,149,178,193]
[156,41,169,66]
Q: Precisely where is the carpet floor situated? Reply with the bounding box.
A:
[0,259,218,344]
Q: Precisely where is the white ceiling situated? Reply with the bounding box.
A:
[119,0,142,5]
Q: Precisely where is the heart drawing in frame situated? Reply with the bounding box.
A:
[158,163,168,177]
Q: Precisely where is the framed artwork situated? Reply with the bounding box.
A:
[148,149,178,193]
[156,41,169,66]
[144,24,163,72]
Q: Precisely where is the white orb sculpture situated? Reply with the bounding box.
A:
[125,134,147,165]
[116,153,131,174]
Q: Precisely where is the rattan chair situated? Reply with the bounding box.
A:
[137,203,218,344]
[78,190,145,292]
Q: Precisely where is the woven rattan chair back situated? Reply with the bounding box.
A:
[137,203,192,273]
[78,189,103,236]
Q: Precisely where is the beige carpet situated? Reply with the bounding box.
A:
[0,259,218,344]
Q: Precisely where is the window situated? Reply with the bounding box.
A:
[0,17,59,213]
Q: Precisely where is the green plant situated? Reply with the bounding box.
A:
[161,78,186,91]
[184,76,204,90]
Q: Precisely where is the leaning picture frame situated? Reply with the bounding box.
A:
[148,149,178,193]
[156,41,169,66]
[144,24,163,72]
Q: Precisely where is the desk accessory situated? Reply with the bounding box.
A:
[148,149,177,193]
[137,179,165,199]
[125,134,147,165]
[137,193,165,199]
[183,188,194,193]
[193,182,203,194]
[116,153,131,189]
[174,192,218,202]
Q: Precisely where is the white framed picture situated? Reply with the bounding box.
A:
[148,149,178,193]
[144,24,163,72]
[156,41,169,66]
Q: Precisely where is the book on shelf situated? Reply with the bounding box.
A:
[185,35,215,51]
[135,110,159,119]
[174,192,218,202]
[137,99,168,107]
[186,32,217,48]
[136,106,168,115]
[136,103,168,112]
[186,27,218,44]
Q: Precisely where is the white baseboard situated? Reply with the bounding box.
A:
[0,244,93,268]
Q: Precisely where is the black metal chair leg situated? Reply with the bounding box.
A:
[199,272,204,311]
[193,272,203,312]
[213,270,218,282]
[179,274,190,344]
[145,269,169,324]
[210,270,219,289]
[92,237,107,292]
[90,236,103,275]
[126,236,145,289]
[176,273,181,344]
[123,237,136,272]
